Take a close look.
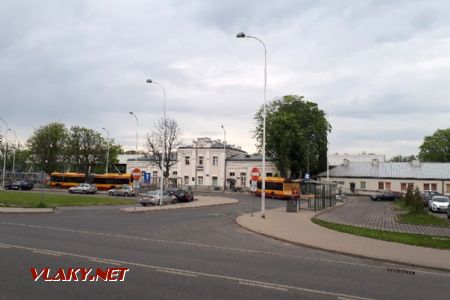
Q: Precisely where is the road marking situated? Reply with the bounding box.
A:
[238,281,288,291]
[0,242,374,300]
[157,269,198,277]
[0,243,10,249]
[32,250,62,257]
[89,258,121,266]
[2,221,449,278]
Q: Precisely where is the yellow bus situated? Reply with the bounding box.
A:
[50,172,131,191]
[255,177,300,199]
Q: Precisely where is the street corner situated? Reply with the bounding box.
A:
[120,195,239,213]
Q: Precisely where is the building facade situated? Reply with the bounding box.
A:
[122,137,278,191]
[318,159,450,196]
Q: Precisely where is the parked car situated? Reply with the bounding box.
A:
[428,195,449,213]
[371,191,401,201]
[68,183,97,194]
[137,190,177,206]
[4,180,34,190]
[108,185,135,197]
[174,189,194,202]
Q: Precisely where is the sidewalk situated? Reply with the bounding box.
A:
[121,195,238,213]
[0,207,54,214]
[236,206,450,271]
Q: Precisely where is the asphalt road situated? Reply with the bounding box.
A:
[1,192,450,300]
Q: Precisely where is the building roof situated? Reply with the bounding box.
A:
[318,161,450,180]
[328,154,386,166]
[227,154,273,161]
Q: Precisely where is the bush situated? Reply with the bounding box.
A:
[36,201,47,208]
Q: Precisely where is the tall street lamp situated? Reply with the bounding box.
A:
[221,125,226,193]
[102,127,110,173]
[147,79,166,206]
[8,128,17,180]
[129,112,139,162]
[236,32,267,218]
[0,116,8,189]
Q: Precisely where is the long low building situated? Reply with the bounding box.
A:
[318,159,450,196]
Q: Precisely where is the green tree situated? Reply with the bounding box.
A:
[254,95,331,178]
[389,155,417,162]
[418,128,450,162]
[27,123,68,173]
[65,126,107,176]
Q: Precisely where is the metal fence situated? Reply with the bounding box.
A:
[301,180,338,211]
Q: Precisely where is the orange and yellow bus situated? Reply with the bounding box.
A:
[255,177,300,199]
[50,172,132,191]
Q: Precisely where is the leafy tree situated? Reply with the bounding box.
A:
[145,118,183,179]
[27,123,68,173]
[389,155,417,162]
[418,128,450,162]
[65,126,106,177]
[254,95,331,178]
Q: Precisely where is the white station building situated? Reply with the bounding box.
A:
[122,137,278,191]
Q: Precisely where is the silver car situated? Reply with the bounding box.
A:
[108,185,135,197]
[428,195,449,213]
[68,183,97,194]
[137,190,177,206]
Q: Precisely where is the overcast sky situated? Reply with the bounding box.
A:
[1,0,450,159]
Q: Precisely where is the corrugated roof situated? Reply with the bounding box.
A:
[318,162,450,180]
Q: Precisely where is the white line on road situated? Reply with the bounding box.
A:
[32,250,62,257]
[157,269,198,277]
[89,258,122,266]
[0,242,374,300]
[238,281,288,291]
[2,221,447,278]
[0,243,10,249]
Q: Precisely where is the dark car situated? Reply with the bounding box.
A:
[174,190,194,202]
[371,191,401,201]
[5,180,34,190]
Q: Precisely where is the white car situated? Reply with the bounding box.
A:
[137,190,177,206]
[108,185,135,197]
[428,195,449,213]
[68,183,97,194]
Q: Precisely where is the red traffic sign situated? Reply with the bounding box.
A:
[250,167,260,181]
[131,168,142,180]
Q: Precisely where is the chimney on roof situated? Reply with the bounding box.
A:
[411,160,421,167]
[372,159,379,167]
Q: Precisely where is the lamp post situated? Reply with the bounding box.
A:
[129,112,139,162]
[146,79,166,206]
[221,125,226,193]
[8,128,17,180]
[102,127,110,173]
[0,117,8,189]
[236,32,267,218]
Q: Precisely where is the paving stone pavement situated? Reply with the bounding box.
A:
[316,196,450,237]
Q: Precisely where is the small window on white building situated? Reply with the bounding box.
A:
[199,156,204,165]
[172,171,177,176]
[198,176,203,185]
[240,172,247,187]
[229,172,235,177]
[212,176,218,186]
[360,182,366,189]
[184,176,189,185]
[212,156,218,166]
[185,156,190,165]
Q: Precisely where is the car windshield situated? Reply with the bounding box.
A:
[433,197,449,203]
[144,191,159,196]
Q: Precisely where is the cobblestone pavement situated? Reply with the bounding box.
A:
[316,196,450,237]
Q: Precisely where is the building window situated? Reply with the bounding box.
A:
[431,183,437,191]
[198,176,203,185]
[378,182,384,190]
[212,176,218,186]
[184,176,189,185]
[401,183,407,192]
[185,156,190,165]
[240,172,247,187]
[229,172,235,177]
[267,173,273,177]
[385,182,391,190]
[360,181,366,189]
[446,184,450,193]
[424,183,437,191]
[199,156,204,165]
[212,156,218,166]
[407,183,414,190]
[172,171,177,176]
[153,171,158,177]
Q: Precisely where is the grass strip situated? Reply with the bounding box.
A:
[397,212,450,227]
[312,218,450,250]
[0,191,135,208]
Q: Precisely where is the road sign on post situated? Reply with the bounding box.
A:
[132,168,141,181]
[250,167,260,181]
